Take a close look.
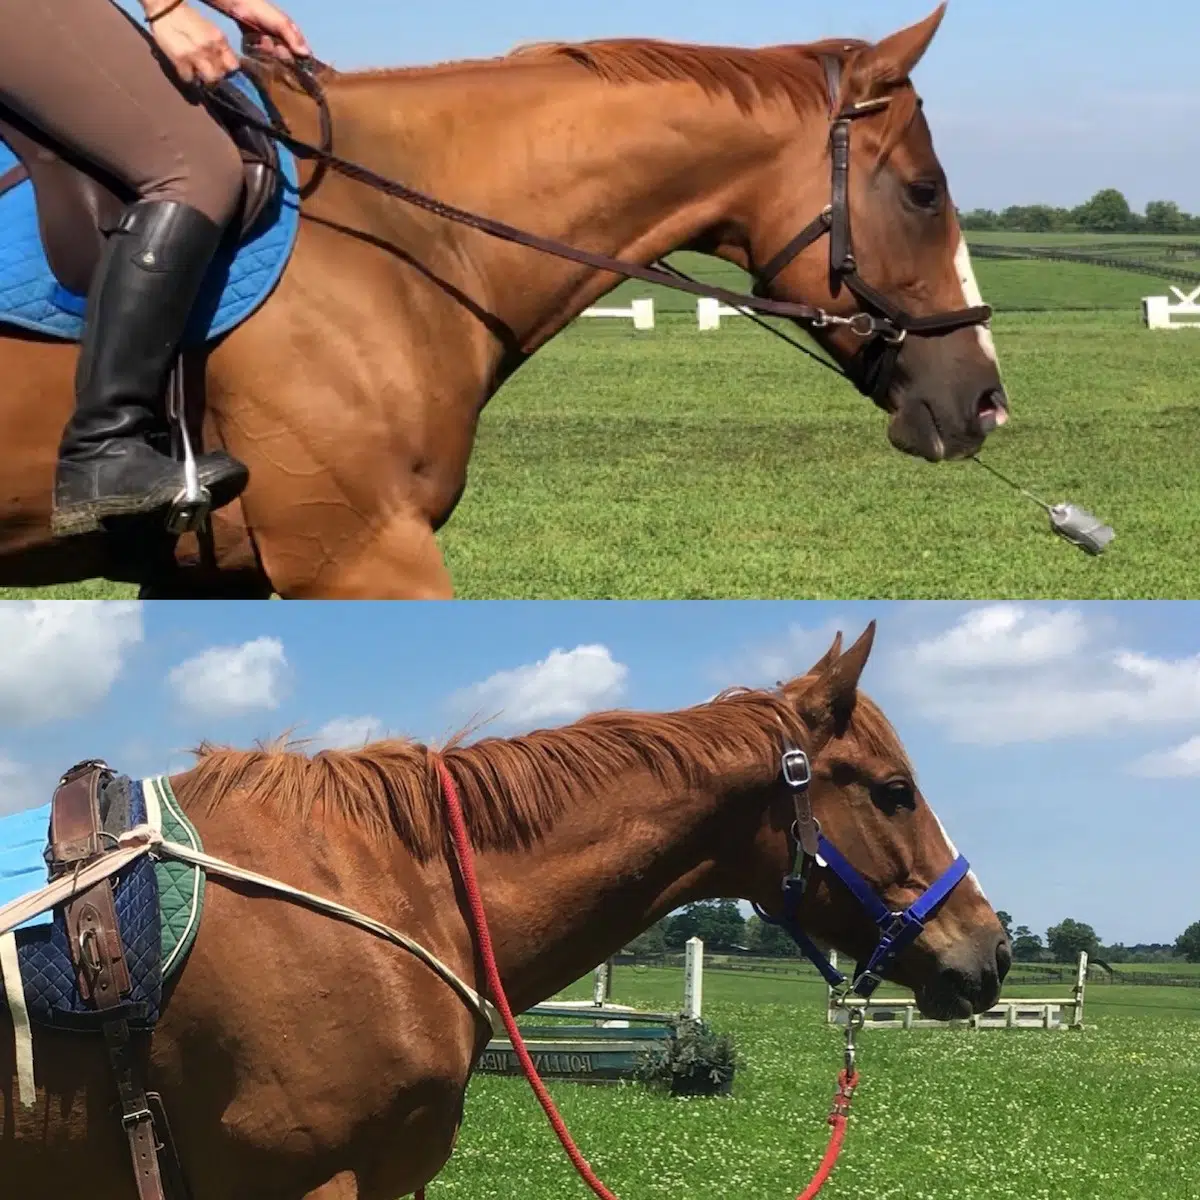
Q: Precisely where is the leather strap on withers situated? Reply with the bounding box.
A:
[753,744,971,998]
[47,761,174,1200]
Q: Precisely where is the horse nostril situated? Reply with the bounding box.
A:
[996,938,1013,980]
[975,387,1009,434]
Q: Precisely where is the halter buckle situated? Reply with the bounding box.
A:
[781,748,812,790]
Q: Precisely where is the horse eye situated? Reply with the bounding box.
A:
[878,778,915,807]
[907,181,941,210]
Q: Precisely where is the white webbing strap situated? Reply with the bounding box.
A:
[0,826,498,1035]
[153,838,499,1031]
[0,832,154,938]
[0,931,35,1108]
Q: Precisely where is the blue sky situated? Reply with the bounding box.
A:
[176,0,1199,210]
[1,600,1197,947]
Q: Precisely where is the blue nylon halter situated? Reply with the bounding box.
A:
[754,745,971,999]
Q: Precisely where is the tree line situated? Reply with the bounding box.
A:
[621,900,1200,966]
[958,188,1199,235]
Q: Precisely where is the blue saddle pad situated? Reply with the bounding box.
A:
[0,71,299,346]
[0,802,54,932]
[3,776,162,1030]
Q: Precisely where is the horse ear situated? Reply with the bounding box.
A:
[807,631,844,678]
[849,4,947,95]
[798,622,876,734]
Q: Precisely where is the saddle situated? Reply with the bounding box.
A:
[38,761,188,1200]
[0,78,280,300]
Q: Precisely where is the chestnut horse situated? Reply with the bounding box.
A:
[1,622,1009,1199]
[0,6,1005,598]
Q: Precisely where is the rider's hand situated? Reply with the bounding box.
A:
[213,0,311,64]
[146,2,241,85]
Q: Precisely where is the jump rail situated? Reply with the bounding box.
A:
[826,951,1088,1031]
[477,936,704,1081]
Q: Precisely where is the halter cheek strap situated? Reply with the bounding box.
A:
[753,743,971,999]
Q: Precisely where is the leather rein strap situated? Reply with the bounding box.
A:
[207,55,989,374]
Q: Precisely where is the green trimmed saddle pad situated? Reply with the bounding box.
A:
[143,775,205,980]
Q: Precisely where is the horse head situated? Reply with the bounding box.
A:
[756,621,1010,1020]
[735,6,1007,461]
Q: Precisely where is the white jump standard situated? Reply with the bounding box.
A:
[1142,286,1200,330]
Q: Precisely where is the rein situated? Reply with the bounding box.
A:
[206,55,990,401]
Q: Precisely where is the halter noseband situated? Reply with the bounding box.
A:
[753,742,971,999]
[750,54,992,405]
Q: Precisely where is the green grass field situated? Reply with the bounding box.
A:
[5,241,1200,600]
[432,964,1200,1200]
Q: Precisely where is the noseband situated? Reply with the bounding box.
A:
[750,55,992,404]
[753,744,971,999]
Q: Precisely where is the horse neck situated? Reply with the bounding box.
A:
[312,64,790,360]
[464,757,772,1012]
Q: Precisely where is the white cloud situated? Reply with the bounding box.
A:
[169,637,289,719]
[450,645,628,731]
[0,756,39,816]
[0,601,143,726]
[886,604,1200,746]
[909,604,1086,671]
[311,715,385,750]
[1130,736,1200,780]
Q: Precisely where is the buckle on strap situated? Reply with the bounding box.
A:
[781,748,812,789]
[121,1106,155,1131]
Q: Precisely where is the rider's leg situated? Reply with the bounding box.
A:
[0,0,250,535]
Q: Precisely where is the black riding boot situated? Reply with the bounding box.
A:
[50,199,249,538]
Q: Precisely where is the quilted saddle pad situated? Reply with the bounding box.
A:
[0,71,300,346]
[0,773,205,1031]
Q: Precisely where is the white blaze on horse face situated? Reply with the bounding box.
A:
[929,804,988,902]
[953,235,998,367]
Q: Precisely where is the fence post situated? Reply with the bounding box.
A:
[593,960,610,1007]
[1072,951,1087,1029]
[697,297,721,331]
[683,937,703,1020]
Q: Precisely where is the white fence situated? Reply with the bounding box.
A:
[1142,286,1200,330]
[826,951,1088,1031]
[579,297,656,330]
[696,297,754,331]
[578,296,758,331]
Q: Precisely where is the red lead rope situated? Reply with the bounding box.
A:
[422,756,857,1200]
[796,1069,859,1200]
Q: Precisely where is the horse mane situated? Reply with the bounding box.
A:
[503,38,865,116]
[172,676,911,863]
[299,34,920,164]
[312,36,871,118]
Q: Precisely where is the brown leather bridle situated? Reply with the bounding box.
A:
[210,54,991,405]
[749,54,992,402]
